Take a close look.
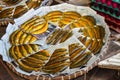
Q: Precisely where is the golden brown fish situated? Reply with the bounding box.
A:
[13,5,28,18]
[17,60,40,72]
[26,0,42,9]
[0,8,13,18]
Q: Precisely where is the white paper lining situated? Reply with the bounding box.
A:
[0,3,110,77]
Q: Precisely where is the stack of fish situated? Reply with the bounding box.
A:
[0,0,49,26]
[9,15,55,72]
[8,10,106,74]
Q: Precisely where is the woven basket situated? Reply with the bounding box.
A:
[0,3,110,80]
[0,0,53,26]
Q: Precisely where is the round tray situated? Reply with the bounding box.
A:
[0,3,110,80]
